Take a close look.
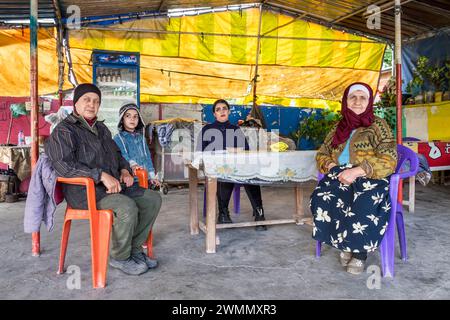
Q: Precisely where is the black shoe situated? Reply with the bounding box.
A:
[109,257,149,275]
[254,207,267,231]
[217,207,233,224]
[131,252,158,269]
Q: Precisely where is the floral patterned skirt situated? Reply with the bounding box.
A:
[310,165,392,253]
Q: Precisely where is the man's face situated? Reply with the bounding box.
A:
[213,103,230,123]
[75,92,100,120]
[347,90,369,115]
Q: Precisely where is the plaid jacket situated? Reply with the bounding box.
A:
[45,113,137,209]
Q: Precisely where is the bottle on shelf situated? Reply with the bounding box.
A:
[106,70,111,82]
[117,70,122,82]
[18,130,25,146]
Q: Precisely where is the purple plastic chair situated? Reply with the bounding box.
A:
[203,184,241,217]
[315,144,419,277]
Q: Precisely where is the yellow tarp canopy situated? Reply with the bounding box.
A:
[0,8,386,108]
[0,28,73,97]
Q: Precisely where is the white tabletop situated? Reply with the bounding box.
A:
[189,150,318,183]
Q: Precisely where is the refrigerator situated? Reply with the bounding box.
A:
[92,50,140,135]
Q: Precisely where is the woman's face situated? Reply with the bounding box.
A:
[347,90,369,115]
[213,103,230,123]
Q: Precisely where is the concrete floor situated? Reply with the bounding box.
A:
[0,182,449,300]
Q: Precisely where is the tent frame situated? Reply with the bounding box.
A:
[28,0,408,256]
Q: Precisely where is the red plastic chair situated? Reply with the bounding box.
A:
[57,169,154,288]
[134,168,154,258]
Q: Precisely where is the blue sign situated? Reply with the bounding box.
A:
[95,53,138,65]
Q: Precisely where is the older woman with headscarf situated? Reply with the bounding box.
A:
[310,82,398,275]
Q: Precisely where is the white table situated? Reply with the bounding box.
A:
[186,150,318,253]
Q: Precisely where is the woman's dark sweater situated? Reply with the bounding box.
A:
[200,120,249,151]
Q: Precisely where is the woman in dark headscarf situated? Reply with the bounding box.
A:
[311,82,398,275]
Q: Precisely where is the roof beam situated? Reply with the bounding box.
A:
[264,1,333,22]
[264,2,390,42]
[412,1,450,18]
[332,0,391,23]
[361,0,415,17]
[157,0,166,12]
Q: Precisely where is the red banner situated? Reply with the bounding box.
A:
[418,142,450,171]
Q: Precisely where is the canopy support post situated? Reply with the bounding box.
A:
[251,3,266,128]
[394,0,403,203]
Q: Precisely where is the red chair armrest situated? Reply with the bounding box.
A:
[57,177,97,212]
[134,168,148,189]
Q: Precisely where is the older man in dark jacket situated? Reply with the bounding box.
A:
[45,83,161,276]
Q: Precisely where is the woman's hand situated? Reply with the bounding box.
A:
[101,172,121,194]
[337,167,366,185]
[120,169,134,188]
[327,162,337,172]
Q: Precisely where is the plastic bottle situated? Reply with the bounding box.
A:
[18,130,25,146]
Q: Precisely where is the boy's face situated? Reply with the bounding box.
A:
[123,109,139,132]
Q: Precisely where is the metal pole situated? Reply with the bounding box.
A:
[30,0,40,257]
[252,4,263,108]
[53,0,64,107]
[30,0,39,168]
[395,0,403,204]
[394,0,402,144]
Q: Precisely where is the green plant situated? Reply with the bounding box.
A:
[416,56,429,78]
[382,47,393,70]
[375,76,397,108]
[412,55,446,92]
[409,55,430,94]
[428,64,446,91]
[407,70,424,96]
[290,109,341,150]
[445,60,450,79]
[442,59,450,91]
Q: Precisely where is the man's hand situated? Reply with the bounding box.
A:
[337,167,366,185]
[101,172,122,194]
[150,179,161,187]
[120,169,134,188]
